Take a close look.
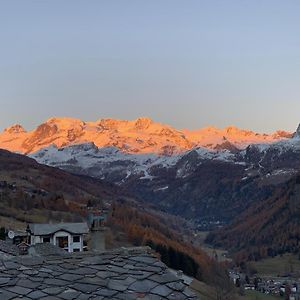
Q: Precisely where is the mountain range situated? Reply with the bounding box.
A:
[0,117,292,155]
[1,116,300,260]
[1,117,300,225]
[0,147,225,285]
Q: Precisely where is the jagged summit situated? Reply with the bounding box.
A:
[133,117,153,129]
[4,124,26,134]
[0,117,292,154]
[45,117,86,128]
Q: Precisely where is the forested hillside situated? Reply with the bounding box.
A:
[207,174,300,262]
[108,201,236,299]
[0,148,235,298]
[0,148,133,223]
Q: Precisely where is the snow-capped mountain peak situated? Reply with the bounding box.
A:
[0,116,292,155]
[4,124,26,134]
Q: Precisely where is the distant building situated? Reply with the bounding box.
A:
[290,293,300,300]
[290,284,300,300]
[244,284,255,290]
[17,241,30,255]
[28,223,89,253]
[229,270,240,284]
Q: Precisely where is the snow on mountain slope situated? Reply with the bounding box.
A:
[13,121,300,223]
[30,142,236,182]
[0,117,192,155]
[242,124,300,157]
[0,117,291,155]
[183,126,291,150]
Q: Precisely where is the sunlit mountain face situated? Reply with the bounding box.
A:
[0,117,299,224]
[0,117,292,155]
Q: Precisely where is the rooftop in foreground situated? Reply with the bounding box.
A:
[0,245,199,299]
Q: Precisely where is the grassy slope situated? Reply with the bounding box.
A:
[250,254,300,276]
[240,290,280,300]
[190,280,281,300]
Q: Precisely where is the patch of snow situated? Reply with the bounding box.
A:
[154,186,169,192]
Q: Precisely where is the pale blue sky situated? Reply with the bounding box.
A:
[0,0,300,132]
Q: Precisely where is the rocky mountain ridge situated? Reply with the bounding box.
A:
[28,124,300,224]
[1,117,299,225]
[0,117,291,155]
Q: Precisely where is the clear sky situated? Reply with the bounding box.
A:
[0,0,300,133]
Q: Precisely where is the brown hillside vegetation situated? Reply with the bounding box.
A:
[0,149,238,298]
[207,174,300,262]
[0,149,133,222]
[108,201,237,299]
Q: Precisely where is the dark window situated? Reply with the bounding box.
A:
[73,248,80,252]
[73,236,80,243]
[43,237,50,243]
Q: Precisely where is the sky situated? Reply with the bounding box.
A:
[0,0,300,133]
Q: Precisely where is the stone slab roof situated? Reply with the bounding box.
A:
[0,240,19,257]
[28,243,70,257]
[0,246,199,299]
[28,222,89,236]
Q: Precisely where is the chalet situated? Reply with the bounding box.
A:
[28,222,89,253]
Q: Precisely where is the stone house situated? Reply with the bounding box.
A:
[28,222,89,253]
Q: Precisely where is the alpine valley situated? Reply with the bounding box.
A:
[0,117,299,227]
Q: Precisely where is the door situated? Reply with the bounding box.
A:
[56,236,69,251]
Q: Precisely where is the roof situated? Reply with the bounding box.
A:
[28,242,69,257]
[0,246,199,299]
[28,222,89,236]
[13,230,28,237]
[0,240,19,257]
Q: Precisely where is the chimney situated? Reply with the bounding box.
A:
[177,270,183,278]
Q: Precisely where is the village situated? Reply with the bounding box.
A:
[229,269,300,300]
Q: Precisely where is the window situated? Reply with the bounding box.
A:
[73,236,80,243]
[73,248,80,252]
[43,237,50,243]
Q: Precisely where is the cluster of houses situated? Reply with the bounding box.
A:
[229,270,300,299]
[256,279,300,299]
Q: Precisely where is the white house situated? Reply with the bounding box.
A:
[28,223,89,253]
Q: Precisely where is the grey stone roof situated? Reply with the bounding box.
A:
[0,246,199,299]
[28,243,69,257]
[28,222,89,236]
[0,240,19,257]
